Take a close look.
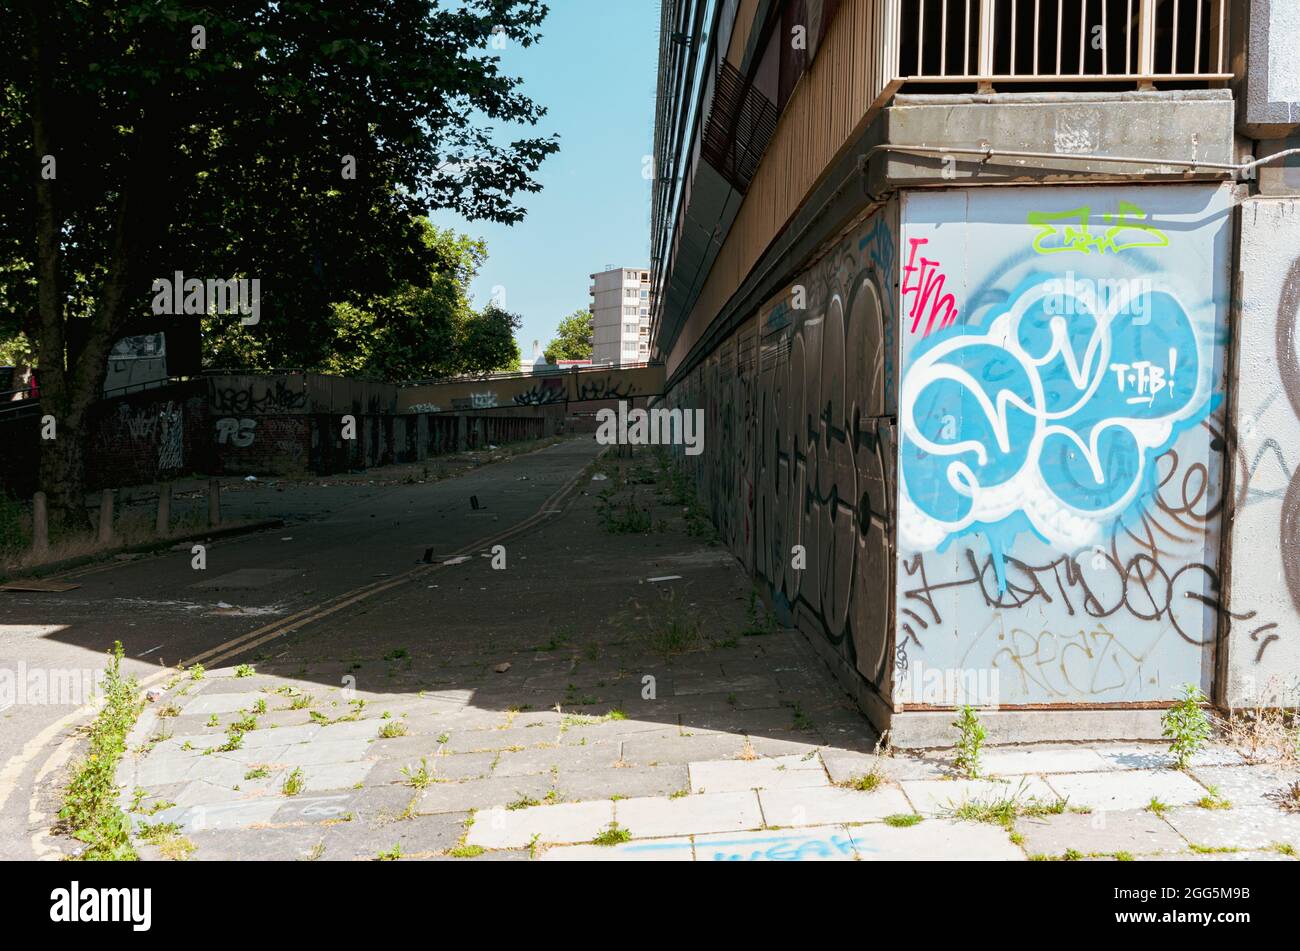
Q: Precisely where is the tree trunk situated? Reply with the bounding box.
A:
[24,0,174,530]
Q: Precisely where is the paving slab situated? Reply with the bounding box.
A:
[688,755,827,794]
[553,765,689,802]
[239,725,320,748]
[742,732,828,759]
[186,825,330,861]
[300,760,375,793]
[183,693,262,716]
[315,720,385,741]
[416,775,554,814]
[540,838,695,861]
[1017,808,1186,857]
[366,751,495,786]
[1094,743,1245,771]
[848,818,1025,860]
[274,738,373,767]
[620,731,747,765]
[324,812,468,859]
[900,777,1061,815]
[1044,769,1208,812]
[492,743,622,778]
[694,825,861,861]
[441,725,559,753]
[467,800,614,849]
[1187,764,1300,809]
[171,779,260,808]
[147,798,285,833]
[614,791,763,838]
[272,791,368,824]
[1160,805,1300,851]
[759,785,913,827]
[821,751,948,784]
[980,746,1113,776]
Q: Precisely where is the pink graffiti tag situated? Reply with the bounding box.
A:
[901,237,960,337]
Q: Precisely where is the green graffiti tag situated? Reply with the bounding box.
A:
[1027,201,1169,255]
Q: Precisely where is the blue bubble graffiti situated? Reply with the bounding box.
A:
[898,272,1218,590]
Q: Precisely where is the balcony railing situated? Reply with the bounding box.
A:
[889,0,1231,89]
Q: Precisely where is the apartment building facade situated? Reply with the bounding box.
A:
[590,266,653,365]
[651,0,1300,744]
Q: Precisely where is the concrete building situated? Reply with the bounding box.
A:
[590,266,653,365]
[650,0,1300,745]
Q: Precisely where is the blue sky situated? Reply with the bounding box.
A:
[435,1,661,362]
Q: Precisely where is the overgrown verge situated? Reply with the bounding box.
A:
[57,641,144,860]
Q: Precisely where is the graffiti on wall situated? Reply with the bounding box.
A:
[667,204,901,693]
[895,184,1232,704]
[210,379,308,414]
[216,417,257,448]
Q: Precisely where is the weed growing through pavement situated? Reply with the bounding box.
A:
[1163,683,1212,769]
[282,768,305,796]
[884,814,921,828]
[1195,786,1232,810]
[58,641,142,861]
[401,759,434,789]
[742,588,776,636]
[620,588,707,661]
[953,705,987,779]
[592,822,632,846]
[840,763,885,792]
[138,822,194,861]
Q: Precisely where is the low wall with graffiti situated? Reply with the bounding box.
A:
[87,382,208,489]
[1223,197,1300,707]
[398,364,665,413]
[663,181,1246,720]
[0,374,560,495]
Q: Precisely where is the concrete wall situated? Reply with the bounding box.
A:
[1223,196,1300,707]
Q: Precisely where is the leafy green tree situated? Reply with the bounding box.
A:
[320,224,520,382]
[457,303,523,378]
[544,308,594,363]
[0,1,558,527]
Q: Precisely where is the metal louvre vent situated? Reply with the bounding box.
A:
[700,59,780,193]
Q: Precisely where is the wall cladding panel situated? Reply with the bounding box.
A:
[895,183,1234,707]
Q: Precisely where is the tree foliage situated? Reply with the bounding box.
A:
[0,0,558,523]
[544,308,594,363]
